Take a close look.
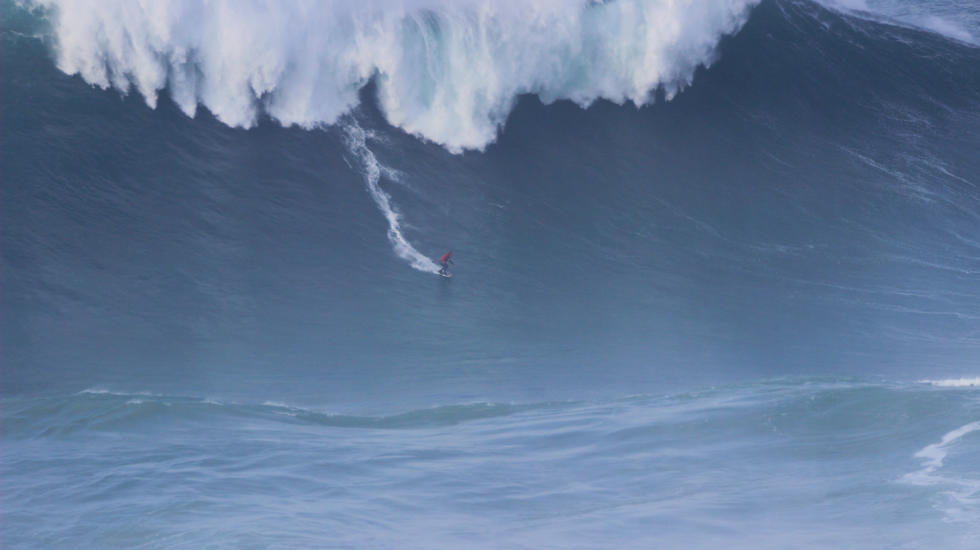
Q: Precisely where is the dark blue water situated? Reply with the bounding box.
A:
[2,0,979,547]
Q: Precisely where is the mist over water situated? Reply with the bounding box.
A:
[3,0,980,547]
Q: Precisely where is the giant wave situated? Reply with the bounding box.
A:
[3,3,980,545]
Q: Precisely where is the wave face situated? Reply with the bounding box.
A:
[30,0,757,151]
[3,0,979,400]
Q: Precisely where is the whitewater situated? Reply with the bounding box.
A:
[28,0,980,153]
[3,0,980,548]
[31,0,760,151]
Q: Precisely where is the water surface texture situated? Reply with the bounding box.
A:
[2,0,979,548]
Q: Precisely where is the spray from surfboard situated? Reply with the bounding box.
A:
[342,120,440,274]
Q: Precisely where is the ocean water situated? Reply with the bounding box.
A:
[2,0,979,548]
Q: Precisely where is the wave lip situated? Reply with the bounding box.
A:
[31,0,758,151]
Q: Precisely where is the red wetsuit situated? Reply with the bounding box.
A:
[439,252,453,275]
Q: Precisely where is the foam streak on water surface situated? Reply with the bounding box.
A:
[342,120,439,273]
[911,421,980,473]
[920,378,980,387]
[903,420,980,525]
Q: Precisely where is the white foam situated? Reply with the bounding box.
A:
[343,120,440,273]
[912,421,980,474]
[902,421,980,524]
[78,388,155,396]
[902,421,980,525]
[32,0,758,152]
[920,378,980,388]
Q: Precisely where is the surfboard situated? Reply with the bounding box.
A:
[440,273,452,278]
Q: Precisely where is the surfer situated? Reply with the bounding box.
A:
[438,251,454,276]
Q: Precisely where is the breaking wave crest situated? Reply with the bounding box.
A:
[30,0,758,151]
